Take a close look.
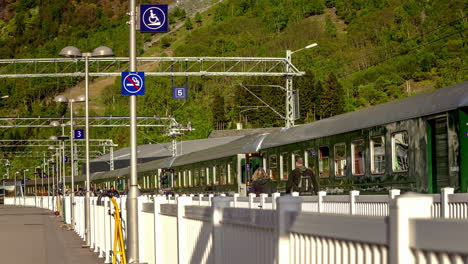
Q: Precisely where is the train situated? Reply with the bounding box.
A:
[26,81,468,196]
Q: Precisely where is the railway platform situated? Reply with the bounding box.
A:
[0,205,101,264]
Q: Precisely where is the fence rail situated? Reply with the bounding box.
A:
[5,187,468,264]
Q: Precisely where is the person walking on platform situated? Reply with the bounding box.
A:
[286,157,318,195]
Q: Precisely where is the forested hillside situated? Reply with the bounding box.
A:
[0,0,466,170]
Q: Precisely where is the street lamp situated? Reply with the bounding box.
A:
[54,95,85,229]
[50,123,68,204]
[285,43,318,128]
[59,45,114,246]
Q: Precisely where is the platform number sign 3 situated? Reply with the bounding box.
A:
[172,87,188,99]
[74,129,85,139]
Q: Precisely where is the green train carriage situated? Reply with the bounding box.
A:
[64,81,468,196]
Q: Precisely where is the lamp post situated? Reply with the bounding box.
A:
[48,142,60,213]
[14,171,19,206]
[50,124,67,221]
[59,45,114,245]
[54,95,85,229]
[2,160,9,204]
[23,169,29,206]
[127,0,142,261]
[285,43,318,128]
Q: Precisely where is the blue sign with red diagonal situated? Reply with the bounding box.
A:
[122,72,145,95]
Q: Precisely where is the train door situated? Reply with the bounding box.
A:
[427,117,450,193]
[239,153,263,195]
[237,154,247,196]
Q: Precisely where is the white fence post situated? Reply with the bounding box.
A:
[233,193,239,208]
[277,196,302,264]
[198,194,203,206]
[272,192,280,210]
[248,193,255,209]
[177,196,192,264]
[318,191,326,213]
[259,193,267,209]
[350,190,359,215]
[208,194,214,206]
[389,194,433,264]
[153,196,165,264]
[137,196,145,263]
[389,189,401,199]
[212,196,231,264]
[441,187,454,218]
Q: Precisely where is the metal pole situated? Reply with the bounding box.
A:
[127,0,141,262]
[285,50,294,128]
[62,126,66,222]
[56,149,59,212]
[34,170,37,206]
[4,166,7,204]
[23,170,26,206]
[14,172,16,205]
[70,101,75,229]
[84,53,91,246]
[42,152,45,207]
[47,160,50,209]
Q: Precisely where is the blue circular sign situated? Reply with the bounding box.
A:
[122,73,144,94]
[142,7,166,31]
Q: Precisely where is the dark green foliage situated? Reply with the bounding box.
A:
[195,12,202,26]
[185,17,193,30]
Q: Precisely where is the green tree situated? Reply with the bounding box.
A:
[320,73,345,118]
[195,12,202,26]
[185,17,193,30]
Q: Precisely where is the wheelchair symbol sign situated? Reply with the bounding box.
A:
[140,5,168,32]
[122,72,145,95]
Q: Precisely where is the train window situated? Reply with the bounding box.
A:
[392,132,409,172]
[269,155,278,180]
[306,149,317,173]
[371,136,385,174]
[173,173,178,188]
[334,144,347,177]
[200,167,206,186]
[280,152,289,180]
[220,165,226,185]
[351,140,365,175]
[319,146,330,178]
[292,150,301,169]
[194,169,199,186]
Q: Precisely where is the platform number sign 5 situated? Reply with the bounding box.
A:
[74,129,85,139]
[172,87,188,99]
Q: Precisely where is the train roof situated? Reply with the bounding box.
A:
[170,133,268,167]
[91,136,243,162]
[92,133,269,179]
[260,81,468,149]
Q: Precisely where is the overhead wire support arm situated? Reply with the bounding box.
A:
[0,116,178,128]
[0,57,305,78]
[238,83,285,120]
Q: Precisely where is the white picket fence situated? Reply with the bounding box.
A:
[5,187,468,264]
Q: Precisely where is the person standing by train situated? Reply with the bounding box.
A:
[286,157,318,195]
[251,168,276,195]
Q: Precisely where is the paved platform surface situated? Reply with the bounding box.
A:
[0,205,102,264]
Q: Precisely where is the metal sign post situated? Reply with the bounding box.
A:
[127,0,140,262]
